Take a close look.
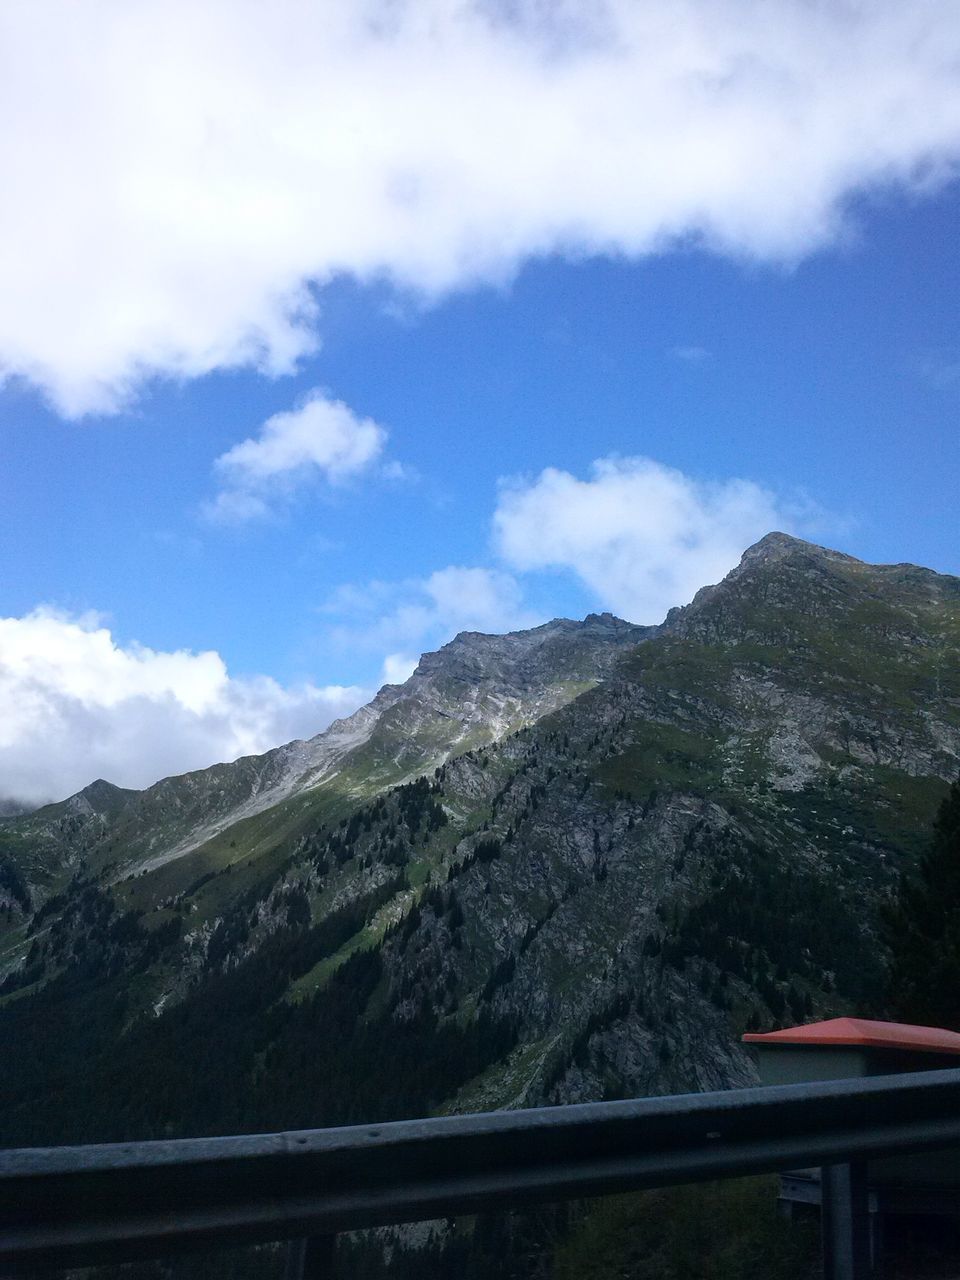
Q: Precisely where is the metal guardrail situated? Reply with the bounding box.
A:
[3,1067,960,1279]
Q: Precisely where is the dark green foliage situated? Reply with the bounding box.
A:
[237,854,298,914]
[27,885,72,931]
[206,913,250,968]
[446,893,465,931]
[336,1206,567,1280]
[474,838,501,863]
[552,1178,817,1280]
[542,990,635,1094]
[0,894,515,1146]
[209,873,405,974]
[263,961,516,1132]
[0,855,31,911]
[285,887,311,928]
[183,870,218,898]
[517,899,560,956]
[294,774,446,882]
[394,777,448,837]
[662,828,879,1007]
[480,952,515,1002]
[445,836,502,883]
[886,777,960,1029]
[571,992,631,1068]
[421,884,444,916]
[400,901,421,941]
[381,838,409,867]
[3,883,185,995]
[0,955,44,994]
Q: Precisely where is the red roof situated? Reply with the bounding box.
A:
[742,1016,960,1056]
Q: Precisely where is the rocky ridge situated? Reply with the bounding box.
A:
[1,533,958,1148]
[0,611,649,903]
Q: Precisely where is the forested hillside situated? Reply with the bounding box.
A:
[1,534,958,1158]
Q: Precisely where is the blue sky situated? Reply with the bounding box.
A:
[0,1,958,802]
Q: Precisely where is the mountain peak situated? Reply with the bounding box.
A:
[84,777,119,795]
[70,777,135,816]
[582,611,635,629]
[740,531,862,567]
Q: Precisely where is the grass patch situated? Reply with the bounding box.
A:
[594,722,723,799]
[782,769,950,865]
[114,785,353,916]
[284,930,371,1001]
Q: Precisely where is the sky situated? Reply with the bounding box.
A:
[0,0,958,805]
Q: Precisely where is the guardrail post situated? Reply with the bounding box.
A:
[284,1234,336,1279]
[821,1161,871,1280]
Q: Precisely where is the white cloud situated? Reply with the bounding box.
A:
[422,566,540,636]
[0,609,368,805]
[207,390,387,521]
[325,565,540,657]
[381,653,419,686]
[1,1,959,415]
[494,456,803,622]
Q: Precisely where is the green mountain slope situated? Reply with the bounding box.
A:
[0,533,957,1149]
[0,613,648,993]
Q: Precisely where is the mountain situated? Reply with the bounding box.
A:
[0,533,958,1150]
[0,611,649,908]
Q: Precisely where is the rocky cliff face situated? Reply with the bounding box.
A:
[1,534,957,1147]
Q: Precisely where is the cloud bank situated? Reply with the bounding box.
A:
[2,0,959,414]
[207,391,387,521]
[495,456,801,623]
[0,610,368,806]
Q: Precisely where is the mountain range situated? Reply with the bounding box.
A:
[1,531,958,1149]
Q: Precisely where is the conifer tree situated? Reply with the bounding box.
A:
[886,778,960,1029]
